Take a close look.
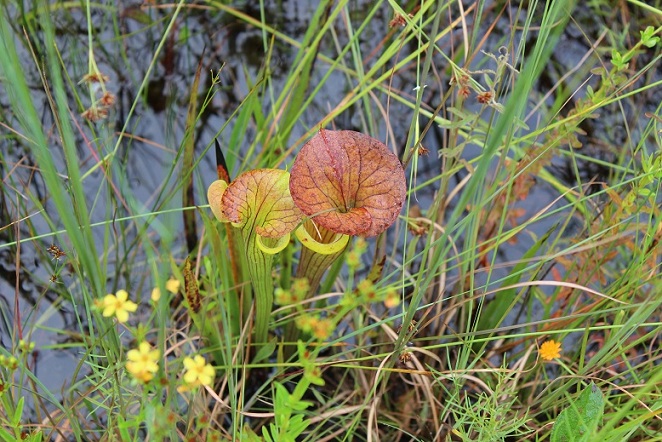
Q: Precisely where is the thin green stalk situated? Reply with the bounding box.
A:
[242,227,276,347]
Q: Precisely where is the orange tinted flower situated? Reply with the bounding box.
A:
[384,291,400,308]
[312,318,333,340]
[539,340,562,361]
[477,91,493,104]
[99,91,116,106]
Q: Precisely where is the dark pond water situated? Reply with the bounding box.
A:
[1,0,660,421]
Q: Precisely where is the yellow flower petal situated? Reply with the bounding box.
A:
[103,294,117,308]
[198,374,211,386]
[144,361,158,373]
[137,342,150,354]
[125,361,140,374]
[183,357,196,370]
[124,300,138,312]
[116,289,129,301]
[116,309,129,323]
[184,370,198,384]
[132,370,154,383]
[202,365,215,378]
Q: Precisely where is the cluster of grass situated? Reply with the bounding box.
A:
[1,0,661,440]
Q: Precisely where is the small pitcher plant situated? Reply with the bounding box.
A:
[207,168,303,345]
[207,128,406,352]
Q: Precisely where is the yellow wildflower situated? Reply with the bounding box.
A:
[151,278,180,302]
[102,289,138,323]
[539,340,562,361]
[166,278,180,293]
[126,342,160,383]
[179,355,215,391]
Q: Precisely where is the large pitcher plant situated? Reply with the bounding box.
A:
[290,129,407,287]
[207,129,406,349]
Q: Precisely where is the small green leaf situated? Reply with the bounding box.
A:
[178,23,190,45]
[483,73,494,89]
[261,425,275,442]
[642,38,660,48]
[0,427,17,442]
[637,187,653,199]
[290,399,313,411]
[287,415,310,439]
[590,67,606,77]
[640,26,660,48]
[12,397,24,426]
[551,382,605,442]
[611,50,627,70]
[253,338,277,363]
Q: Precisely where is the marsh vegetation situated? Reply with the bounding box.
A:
[1,1,661,440]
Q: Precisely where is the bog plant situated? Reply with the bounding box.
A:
[1,1,661,441]
[206,128,407,349]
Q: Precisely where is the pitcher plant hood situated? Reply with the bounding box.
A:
[289,129,406,238]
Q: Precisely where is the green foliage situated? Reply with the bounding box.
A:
[259,344,323,442]
[0,397,42,442]
[610,49,631,71]
[639,26,660,48]
[551,383,605,442]
[442,366,533,441]
[0,0,661,440]
[262,382,312,442]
